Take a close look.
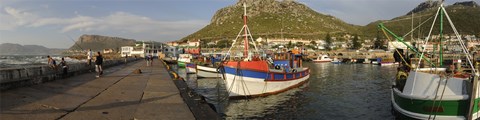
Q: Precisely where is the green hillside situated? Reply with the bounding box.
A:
[363,1,480,40]
[182,0,361,42]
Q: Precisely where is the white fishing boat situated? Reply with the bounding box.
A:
[177,54,191,68]
[312,55,332,63]
[381,2,480,119]
[196,64,221,78]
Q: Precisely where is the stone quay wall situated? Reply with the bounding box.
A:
[0,58,140,90]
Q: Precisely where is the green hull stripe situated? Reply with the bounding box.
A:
[393,91,480,116]
[178,62,186,67]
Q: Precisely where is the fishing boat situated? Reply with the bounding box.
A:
[195,55,223,78]
[186,62,196,74]
[220,2,310,98]
[177,54,191,68]
[331,57,342,64]
[373,58,398,66]
[312,55,332,63]
[381,2,480,119]
[162,56,177,64]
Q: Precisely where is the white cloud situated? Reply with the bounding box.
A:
[0,6,208,40]
[1,7,38,30]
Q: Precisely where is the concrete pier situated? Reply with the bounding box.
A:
[0,59,217,120]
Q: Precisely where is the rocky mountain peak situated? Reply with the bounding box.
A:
[406,1,440,15]
[453,1,478,7]
[211,0,315,25]
[69,34,136,51]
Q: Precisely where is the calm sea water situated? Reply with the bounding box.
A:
[174,62,397,119]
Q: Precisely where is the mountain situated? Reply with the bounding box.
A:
[363,1,480,39]
[182,0,360,42]
[0,43,64,55]
[69,34,136,51]
[406,1,440,15]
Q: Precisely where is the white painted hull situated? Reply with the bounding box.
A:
[224,73,310,97]
[196,65,220,78]
[379,62,398,66]
[186,66,196,74]
[391,91,466,120]
[312,60,331,63]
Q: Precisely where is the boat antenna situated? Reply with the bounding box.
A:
[66,35,84,51]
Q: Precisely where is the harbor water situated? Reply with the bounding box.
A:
[173,62,397,119]
[0,55,83,69]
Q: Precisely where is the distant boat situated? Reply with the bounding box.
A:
[331,57,342,64]
[373,58,398,66]
[312,55,332,63]
[186,63,196,74]
[196,65,219,77]
[177,54,191,68]
[195,55,223,78]
[163,56,177,64]
[220,2,310,98]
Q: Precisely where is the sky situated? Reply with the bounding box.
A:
[0,0,477,49]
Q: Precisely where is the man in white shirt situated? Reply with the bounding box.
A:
[87,49,93,71]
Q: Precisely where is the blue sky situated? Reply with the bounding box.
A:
[0,0,477,48]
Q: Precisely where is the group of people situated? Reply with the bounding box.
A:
[47,49,103,78]
[47,56,69,77]
[48,49,156,78]
[87,49,104,77]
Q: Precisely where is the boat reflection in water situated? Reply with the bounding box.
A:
[181,73,308,119]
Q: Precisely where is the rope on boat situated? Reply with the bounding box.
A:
[432,74,451,120]
[427,72,451,120]
[236,60,251,99]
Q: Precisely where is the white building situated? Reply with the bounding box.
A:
[388,41,412,51]
[120,41,162,58]
[121,46,133,57]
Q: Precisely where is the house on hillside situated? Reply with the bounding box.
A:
[187,39,200,47]
[103,49,115,54]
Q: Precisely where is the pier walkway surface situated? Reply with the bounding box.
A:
[0,60,195,120]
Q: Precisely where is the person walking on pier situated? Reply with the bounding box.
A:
[95,52,104,78]
[146,55,152,66]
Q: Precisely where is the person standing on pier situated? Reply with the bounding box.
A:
[87,49,93,72]
[95,52,103,77]
[146,55,152,66]
[124,54,128,65]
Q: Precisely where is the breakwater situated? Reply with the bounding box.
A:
[0,58,139,90]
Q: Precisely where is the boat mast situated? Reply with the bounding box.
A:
[243,2,249,58]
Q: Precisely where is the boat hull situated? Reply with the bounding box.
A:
[186,63,196,74]
[222,63,310,97]
[312,60,331,63]
[391,71,480,120]
[197,65,220,78]
[375,62,399,66]
[177,61,186,67]
[224,73,309,97]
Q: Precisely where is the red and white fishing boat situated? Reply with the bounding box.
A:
[220,2,310,98]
